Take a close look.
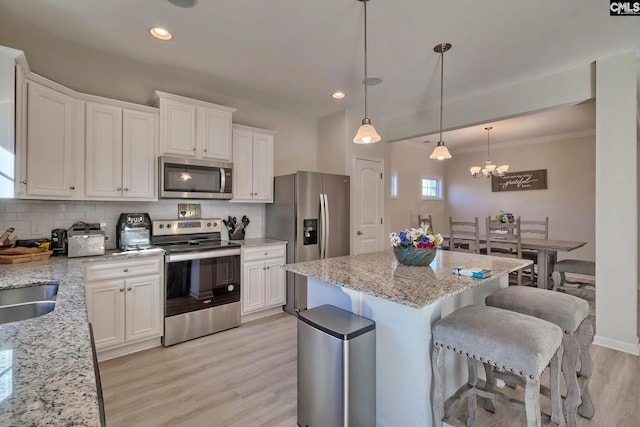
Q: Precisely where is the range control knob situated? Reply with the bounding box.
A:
[166,224,172,228]
[227,285,235,292]
[207,222,212,227]
[159,224,164,229]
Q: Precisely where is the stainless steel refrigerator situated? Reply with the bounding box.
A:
[265,171,350,314]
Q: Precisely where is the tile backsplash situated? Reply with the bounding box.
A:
[0,199,265,248]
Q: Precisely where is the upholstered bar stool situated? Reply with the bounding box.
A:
[485,286,594,427]
[432,305,563,427]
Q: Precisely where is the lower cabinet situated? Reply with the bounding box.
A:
[84,256,163,361]
[241,244,286,319]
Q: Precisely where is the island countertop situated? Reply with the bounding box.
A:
[283,249,532,309]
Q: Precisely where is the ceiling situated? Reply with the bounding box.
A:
[0,0,637,145]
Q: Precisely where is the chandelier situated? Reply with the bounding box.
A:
[470,126,509,178]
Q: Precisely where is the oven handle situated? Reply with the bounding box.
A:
[166,248,241,263]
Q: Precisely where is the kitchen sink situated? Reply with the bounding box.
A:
[0,284,59,306]
[0,301,56,324]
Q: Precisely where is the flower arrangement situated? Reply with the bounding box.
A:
[389,228,443,266]
[495,212,515,223]
[389,228,443,249]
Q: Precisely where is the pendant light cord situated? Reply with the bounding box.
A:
[363,0,369,119]
[439,48,444,143]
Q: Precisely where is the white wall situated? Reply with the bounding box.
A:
[317,110,347,175]
[0,199,264,249]
[444,135,596,262]
[387,141,447,233]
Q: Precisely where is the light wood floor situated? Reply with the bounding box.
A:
[101,298,640,427]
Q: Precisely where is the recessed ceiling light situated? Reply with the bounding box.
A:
[168,0,197,7]
[150,27,173,41]
[332,91,346,99]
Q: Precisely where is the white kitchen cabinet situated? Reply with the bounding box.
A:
[84,256,163,361]
[232,125,276,203]
[154,91,235,160]
[84,99,157,200]
[22,79,82,198]
[241,243,286,319]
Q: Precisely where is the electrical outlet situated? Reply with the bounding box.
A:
[30,221,40,235]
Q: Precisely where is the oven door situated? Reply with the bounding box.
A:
[159,156,233,199]
[164,248,241,318]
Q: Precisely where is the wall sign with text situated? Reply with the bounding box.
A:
[491,169,548,192]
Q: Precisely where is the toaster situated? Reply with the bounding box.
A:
[68,230,106,258]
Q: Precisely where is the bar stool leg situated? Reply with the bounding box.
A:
[432,346,445,427]
[524,377,542,427]
[549,351,561,425]
[467,359,478,426]
[482,363,496,413]
[561,335,580,427]
[577,319,595,419]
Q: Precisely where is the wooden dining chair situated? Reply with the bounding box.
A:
[485,216,529,285]
[449,217,482,254]
[520,217,554,282]
[418,214,433,234]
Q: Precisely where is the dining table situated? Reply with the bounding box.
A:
[440,234,587,289]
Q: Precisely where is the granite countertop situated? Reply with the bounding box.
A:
[0,248,165,426]
[233,238,287,248]
[284,249,532,309]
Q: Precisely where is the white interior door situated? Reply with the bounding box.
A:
[353,157,384,254]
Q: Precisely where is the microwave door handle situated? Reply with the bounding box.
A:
[220,168,226,193]
[323,194,329,259]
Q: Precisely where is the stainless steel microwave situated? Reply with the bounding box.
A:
[159,156,233,199]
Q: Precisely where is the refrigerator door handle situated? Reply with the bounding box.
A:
[323,193,330,259]
[320,193,326,259]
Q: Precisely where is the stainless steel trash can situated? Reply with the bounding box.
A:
[297,304,376,427]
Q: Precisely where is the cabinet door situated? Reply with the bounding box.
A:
[232,128,254,201]
[265,256,286,307]
[26,80,77,197]
[86,280,126,350]
[198,107,232,160]
[252,133,274,201]
[242,260,265,314]
[125,274,163,343]
[122,109,157,199]
[159,98,196,157]
[85,102,123,198]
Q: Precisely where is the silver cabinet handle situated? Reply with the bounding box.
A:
[127,287,132,291]
[20,180,27,185]
[267,266,270,269]
[117,187,122,191]
[124,188,129,191]
[123,268,129,272]
[357,230,363,235]
[119,288,124,292]
[69,186,75,190]
[204,149,207,152]
[192,147,196,152]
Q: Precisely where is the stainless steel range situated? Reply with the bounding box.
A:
[153,218,241,346]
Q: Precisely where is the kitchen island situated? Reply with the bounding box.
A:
[284,249,531,427]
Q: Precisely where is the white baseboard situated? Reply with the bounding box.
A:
[97,337,162,362]
[241,306,284,323]
[593,334,640,355]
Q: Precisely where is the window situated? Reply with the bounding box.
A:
[421,177,442,199]
[390,170,399,198]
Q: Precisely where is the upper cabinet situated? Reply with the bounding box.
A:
[19,77,83,199]
[84,98,157,200]
[153,91,236,161]
[231,124,276,203]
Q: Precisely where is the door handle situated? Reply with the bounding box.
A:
[357,230,363,235]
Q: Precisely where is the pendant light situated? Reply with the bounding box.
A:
[429,43,452,160]
[470,126,510,178]
[353,0,381,144]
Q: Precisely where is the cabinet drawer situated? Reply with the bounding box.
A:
[243,244,286,262]
[85,257,162,282]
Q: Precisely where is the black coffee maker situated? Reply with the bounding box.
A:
[50,228,68,256]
